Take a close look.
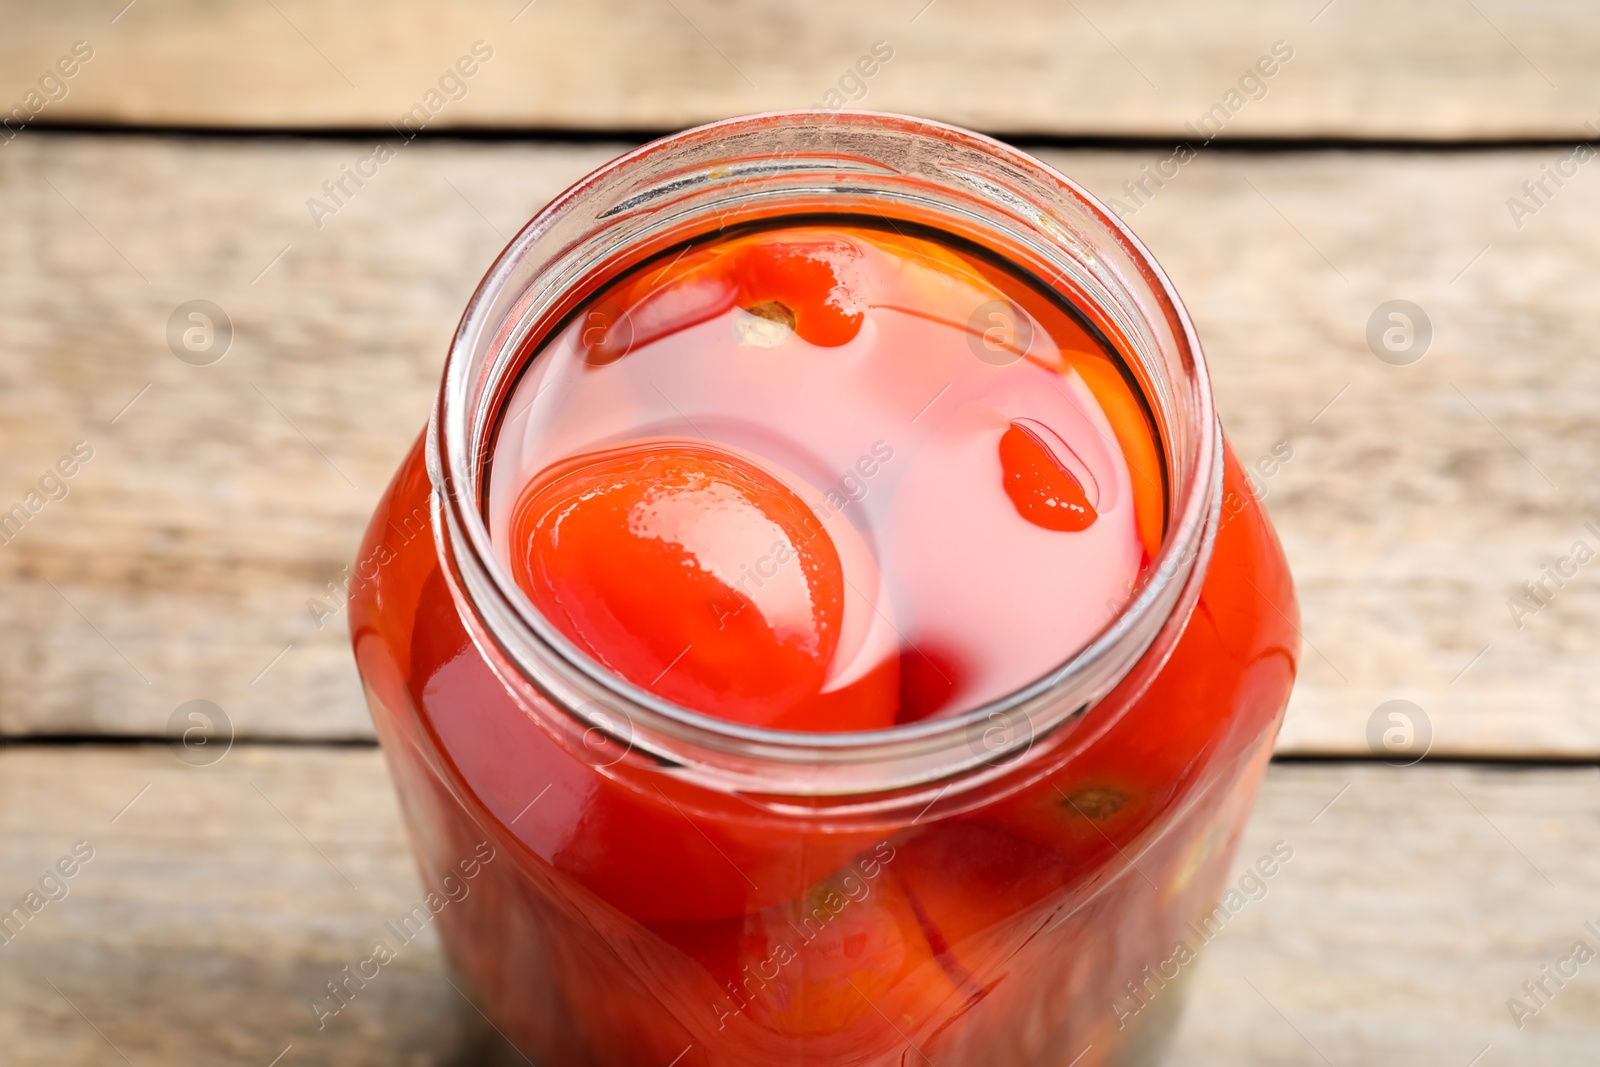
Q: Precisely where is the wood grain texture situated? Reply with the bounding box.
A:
[0,745,520,1067]
[1,135,1598,754]
[2,0,1600,139]
[1,746,1596,1065]
[1060,145,1600,758]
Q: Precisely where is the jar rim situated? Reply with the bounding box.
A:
[429,110,1220,796]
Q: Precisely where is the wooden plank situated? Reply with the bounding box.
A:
[2,1,1600,140]
[1170,759,1600,1066]
[0,746,1596,1064]
[1,135,1598,754]
[0,745,513,1067]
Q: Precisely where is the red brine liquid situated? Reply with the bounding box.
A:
[488,222,1164,733]
[350,216,1298,1066]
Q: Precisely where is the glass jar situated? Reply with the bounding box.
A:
[349,111,1298,1067]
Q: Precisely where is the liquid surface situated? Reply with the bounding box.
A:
[490,222,1163,729]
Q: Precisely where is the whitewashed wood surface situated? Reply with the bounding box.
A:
[0,136,1595,755]
[3,0,1600,139]
[1,747,1595,1066]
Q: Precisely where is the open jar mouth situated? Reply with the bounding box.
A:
[429,110,1220,797]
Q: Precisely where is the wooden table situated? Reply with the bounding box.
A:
[3,3,1598,1063]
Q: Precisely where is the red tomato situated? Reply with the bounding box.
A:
[579,230,867,365]
[729,234,865,347]
[510,440,894,732]
[998,419,1098,532]
[891,821,1074,985]
[651,846,960,1043]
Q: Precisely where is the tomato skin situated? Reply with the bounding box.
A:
[510,441,894,733]
[579,231,866,364]
[998,421,1098,532]
[891,821,1075,983]
[730,235,865,347]
[649,845,961,1044]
